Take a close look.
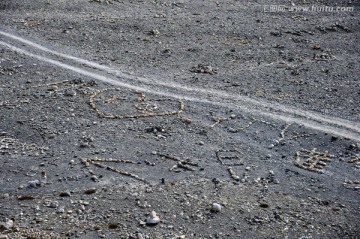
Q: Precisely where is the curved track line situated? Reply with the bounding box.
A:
[0,36,359,142]
[0,30,359,133]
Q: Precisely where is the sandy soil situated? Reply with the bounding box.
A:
[0,0,359,238]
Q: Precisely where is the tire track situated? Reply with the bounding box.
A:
[0,30,359,142]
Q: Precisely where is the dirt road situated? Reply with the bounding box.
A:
[0,1,359,238]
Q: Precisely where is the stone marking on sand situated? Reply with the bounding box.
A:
[156,153,199,172]
[0,136,48,156]
[216,150,244,166]
[89,88,185,119]
[294,148,333,174]
[81,157,148,184]
[10,79,185,120]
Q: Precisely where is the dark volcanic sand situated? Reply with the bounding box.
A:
[0,0,359,238]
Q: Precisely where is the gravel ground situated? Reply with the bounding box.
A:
[0,0,359,238]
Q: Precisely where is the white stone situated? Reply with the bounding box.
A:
[0,219,13,232]
[146,211,160,225]
[28,180,40,188]
[212,203,222,212]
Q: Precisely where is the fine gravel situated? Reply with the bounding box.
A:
[0,0,359,238]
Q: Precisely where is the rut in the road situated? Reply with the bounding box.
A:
[0,30,359,142]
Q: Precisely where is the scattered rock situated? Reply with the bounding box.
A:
[136,233,145,239]
[1,194,9,200]
[190,64,218,75]
[146,211,160,225]
[84,188,97,195]
[0,219,13,232]
[17,195,35,201]
[57,206,65,214]
[64,89,76,97]
[40,171,47,186]
[198,141,205,145]
[28,179,40,188]
[49,201,59,208]
[79,204,86,211]
[311,43,321,50]
[148,29,160,36]
[228,167,240,181]
[93,225,102,231]
[211,203,222,212]
[108,223,119,229]
[90,175,99,182]
[145,126,165,134]
[80,142,90,148]
[59,191,71,197]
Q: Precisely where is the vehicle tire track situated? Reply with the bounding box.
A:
[0,30,359,142]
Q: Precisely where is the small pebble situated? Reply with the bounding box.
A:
[0,219,13,231]
[49,201,58,208]
[228,128,237,133]
[59,191,71,197]
[90,175,99,182]
[137,233,145,239]
[28,180,40,188]
[65,89,76,97]
[108,223,119,229]
[212,203,222,212]
[80,142,90,148]
[40,171,47,185]
[57,206,65,214]
[84,188,97,195]
[146,211,160,225]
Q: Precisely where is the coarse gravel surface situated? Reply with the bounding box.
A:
[0,0,359,238]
